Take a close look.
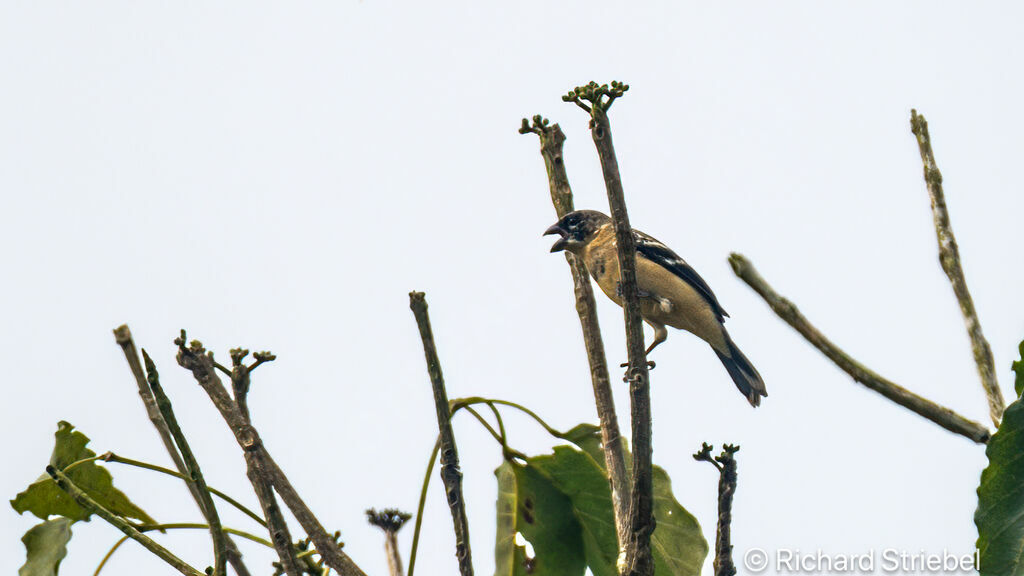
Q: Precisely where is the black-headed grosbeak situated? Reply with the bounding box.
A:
[545,209,767,407]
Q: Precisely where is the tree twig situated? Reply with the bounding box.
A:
[565,80,654,576]
[409,291,475,576]
[245,454,304,576]
[366,508,412,576]
[694,443,739,576]
[174,332,365,576]
[910,110,1005,427]
[520,114,631,555]
[46,466,206,576]
[114,326,253,576]
[728,254,990,443]
[145,351,229,576]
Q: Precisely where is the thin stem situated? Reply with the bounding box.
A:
[47,466,205,576]
[485,402,507,445]
[94,536,129,576]
[520,114,631,554]
[94,524,275,576]
[461,406,528,462]
[407,435,442,576]
[409,291,475,576]
[910,110,1005,426]
[729,253,990,444]
[453,397,567,438]
[62,454,103,474]
[148,354,228,576]
[136,524,274,548]
[462,406,503,445]
[102,453,268,527]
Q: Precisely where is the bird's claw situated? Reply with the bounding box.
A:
[620,360,656,380]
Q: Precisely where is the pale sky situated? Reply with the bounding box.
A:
[3,3,1023,575]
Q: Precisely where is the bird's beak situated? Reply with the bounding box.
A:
[544,224,569,253]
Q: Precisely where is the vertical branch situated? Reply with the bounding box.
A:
[409,292,475,576]
[520,115,631,554]
[113,326,253,576]
[145,351,228,576]
[113,326,188,479]
[366,508,412,576]
[910,110,1005,426]
[694,444,739,576]
[565,81,654,576]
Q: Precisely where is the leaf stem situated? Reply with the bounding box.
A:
[102,452,268,527]
[94,524,275,576]
[407,435,442,576]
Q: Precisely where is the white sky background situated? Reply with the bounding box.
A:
[3,2,1023,575]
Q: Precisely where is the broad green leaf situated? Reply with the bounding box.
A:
[1013,340,1024,398]
[651,465,707,576]
[494,460,587,576]
[18,518,72,576]
[11,421,155,524]
[977,395,1024,575]
[564,424,708,576]
[529,447,618,576]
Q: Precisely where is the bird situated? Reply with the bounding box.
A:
[544,209,767,406]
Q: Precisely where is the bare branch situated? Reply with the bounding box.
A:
[114,326,253,576]
[409,291,475,576]
[521,114,631,554]
[729,254,990,444]
[910,109,1005,427]
[47,466,205,576]
[174,331,366,576]
[145,351,228,576]
[568,81,654,576]
[694,444,739,576]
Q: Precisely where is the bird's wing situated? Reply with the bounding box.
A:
[633,230,729,321]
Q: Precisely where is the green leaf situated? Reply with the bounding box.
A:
[11,421,155,524]
[563,425,708,576]
[977,395,1024,575]
[1013,340,1024,398]
[495,431,707,576]
[494,460,587,576]
[529,447,618,576]
[18,518,73,576]
[651,465,707,576]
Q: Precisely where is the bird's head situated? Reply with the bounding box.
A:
[544,210,611,253]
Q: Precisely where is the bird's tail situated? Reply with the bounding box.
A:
[714,331,767,407]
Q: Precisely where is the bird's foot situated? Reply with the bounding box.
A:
[620,360,656,375]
